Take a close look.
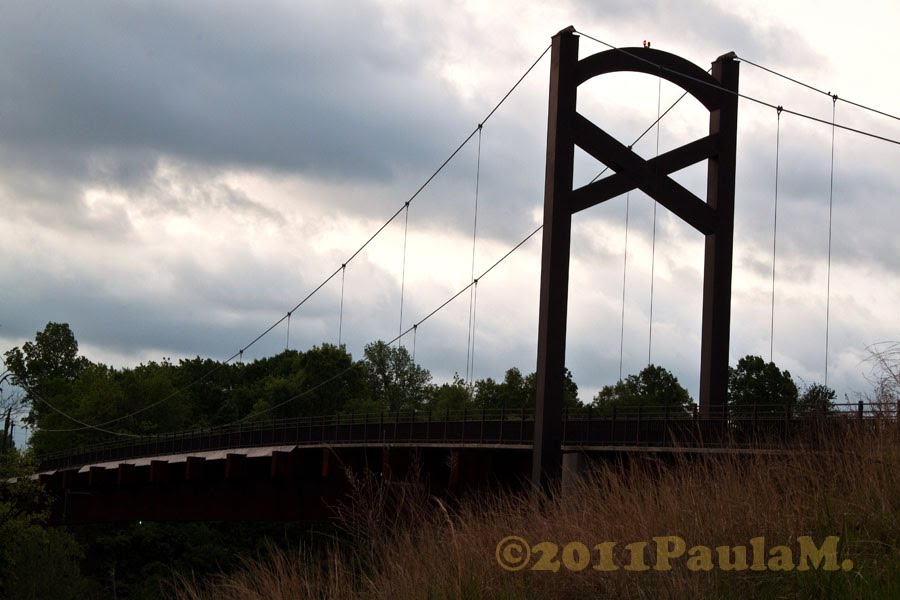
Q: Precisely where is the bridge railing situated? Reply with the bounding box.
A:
[36,408,539,471]
[35,401,899,472]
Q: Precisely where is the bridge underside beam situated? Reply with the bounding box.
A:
[43,446,531,525]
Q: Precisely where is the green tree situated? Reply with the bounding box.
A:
[0,453,89,599]
[117,360,187,433]
[233,350,310,422]
[523,368,581,409]
[27,362,124,455]
[224,346,367,421]
[3,323,88,391]
[727,355,798,414]
[592,364,694,415]
[428,375,473,414]
[476,368,532,410]
[472,367,580,410]
[3,322,91,428]
[362,341,431,412]
[172,356,241,425]
[796,382,837,415]
[296,344,366,416]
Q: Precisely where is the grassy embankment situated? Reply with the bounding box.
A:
[177,423,900,599]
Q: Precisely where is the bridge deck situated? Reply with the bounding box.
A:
[37,408,850,473]
[25,409,881,524]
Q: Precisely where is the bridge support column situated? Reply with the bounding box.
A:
[698,52,739,418]
[150,460,169,483]
[60,469,77,491]
[382,448,414,481]
[271,451,296,479]
[562,451,585,495]
[88,466,107,488]
[448,449,460,490]
[39,472,57,489]
[226,453,247,479]
[381,447,392,480]
[117,463,136,487]
[185,456,205,481]
[321,449,331,478]
[533,26,578,493]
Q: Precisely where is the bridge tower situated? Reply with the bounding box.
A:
[533,26,739,490]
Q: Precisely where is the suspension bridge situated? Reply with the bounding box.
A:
[14,26,900,523]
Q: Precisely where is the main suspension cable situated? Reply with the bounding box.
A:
[735,55,900,123]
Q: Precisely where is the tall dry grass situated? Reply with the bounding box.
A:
[176,423,900,599]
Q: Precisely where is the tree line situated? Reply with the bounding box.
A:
[2,322,839,457]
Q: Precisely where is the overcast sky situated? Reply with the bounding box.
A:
[2,1,898,444]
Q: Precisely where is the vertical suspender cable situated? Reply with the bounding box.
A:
[619,191,631,381]
[398,203,410,348]
[338,264,346,347]
[466,124,483,385]
[611,82,691,381]
[770,106,783,363]
[648,75,661,365]
[469,280,479,384]
[286,311,291,351]
[825,95,837,386]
